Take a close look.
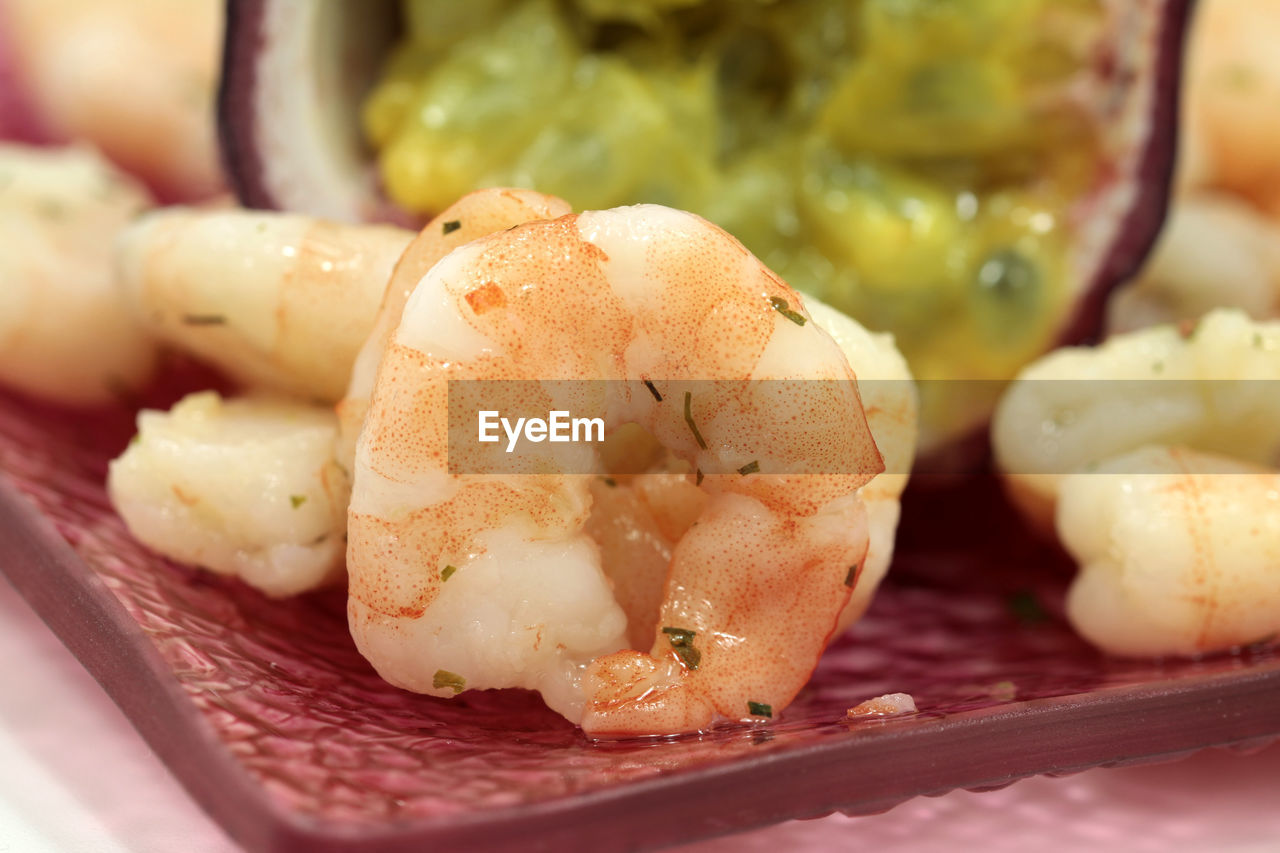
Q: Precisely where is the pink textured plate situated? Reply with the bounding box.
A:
[2,372,1279,853]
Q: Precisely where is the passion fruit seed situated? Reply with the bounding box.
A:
[971,248,1044,346]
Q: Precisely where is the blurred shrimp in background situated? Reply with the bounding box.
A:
[0,0,226,201]
[1110,0,1280,332]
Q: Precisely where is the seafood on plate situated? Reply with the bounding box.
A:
[108,391,349,598]
[1107,195,1280,334]
[0,143,157,405]
[1058,446,1280,657]
[116,208,413,403]
[1109,0,1280,333]
[1177,0,1280,215]
[346,202,896,734]
[992,310,1280,655]
[337,187,574,466]
[103,194,917,734]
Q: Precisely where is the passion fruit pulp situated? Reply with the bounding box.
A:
[220,0,1192,448]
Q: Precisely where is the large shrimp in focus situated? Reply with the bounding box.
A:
[336,188,572,467]
[586,297,918,651]
[348,205,884,734]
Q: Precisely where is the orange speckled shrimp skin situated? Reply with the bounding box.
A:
[346,204,883,734]
[336,188,573,468]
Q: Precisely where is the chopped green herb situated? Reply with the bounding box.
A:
[255,222,268,234]
[1254,333,1265,350]
[1152,360,1165,374]
[289,494,307,509]
[673,645,701,670]
[441,564,457,582]
[442,219,462,235]
[1007,590,1048,625]
[182,314,227,326]
[747,701,773,718]
[432,669,466,693]
[844,564,860,588]
[991,681,1017,701]
[683,391,708,450]
[737,460,760,476]
[663,626,701,670]
[643,378,663,402]
[662,626,696,645]
[695,468,704,486]
[768,296,807,326]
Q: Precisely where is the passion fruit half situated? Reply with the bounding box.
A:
[220,0,1192,450]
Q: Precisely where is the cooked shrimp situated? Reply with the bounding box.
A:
[0,143,157,405]
[1058,445,1280,656]
[1107,195,1280,334]
[108,391,349,597]
[116,208,413,402]
[1178,0,1280,216]
[4,0,225,200]
[585,297,917,650]
[348,204,884,734]
[993,309,1280,533]
[337,187,572,467]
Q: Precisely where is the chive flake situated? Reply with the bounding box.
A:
[768,296,807,326]
[737,460,760,476]
[442,219,462,235]
[663,626,700,670]
[674,645,701,670]
[432,669,466,693]
[182,314,227,326]
[695,468,704,486]
[662,626,696,645]
[1254,333,1265,350]
[441,564,457,582]
[844,564,859,588]
[643,378,663,402]
[683,391,707,450]
[747,701,773,718]
[289,494,306,509]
